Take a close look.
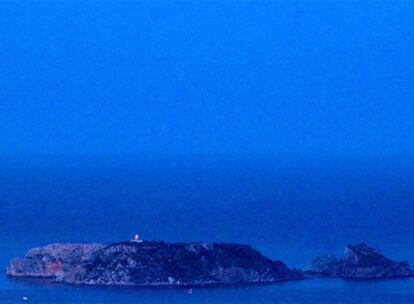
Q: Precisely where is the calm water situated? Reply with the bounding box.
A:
[1,156,414,303]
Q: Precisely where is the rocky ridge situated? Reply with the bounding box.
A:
[8,241,414,287]
[308,242,413,279]
[7,241,302,286]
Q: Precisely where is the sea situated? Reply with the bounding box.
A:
[1,155,414,303]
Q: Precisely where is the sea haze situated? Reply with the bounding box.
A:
[1,0,414,302]
[1,156,414,303]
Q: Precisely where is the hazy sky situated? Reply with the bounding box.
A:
[1,1,413,158]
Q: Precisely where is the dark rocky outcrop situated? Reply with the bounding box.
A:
[341,242,411,279]
[308,254,342,277]
[7,241,302,286]
[7,243,104,279]
[308,242,413,279]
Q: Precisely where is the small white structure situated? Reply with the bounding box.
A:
[132,233,143,243]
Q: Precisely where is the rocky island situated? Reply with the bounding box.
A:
[8,241,414,287]
[7,241,302,286]
[308,242,413,279]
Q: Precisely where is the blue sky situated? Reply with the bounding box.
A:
[1,1,413,158]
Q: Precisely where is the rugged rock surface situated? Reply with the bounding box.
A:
[308,242,412,279]
[7,241,302,286]
[341,242,411,279]
[308,254,342,277]
[7,243,104,279]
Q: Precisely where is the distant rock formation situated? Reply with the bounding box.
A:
[308,242,412,279]
[342,242,412,278]
[308,254,342,277]
[7,243,104,279]
[7,241,302,286]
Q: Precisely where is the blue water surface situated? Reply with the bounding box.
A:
[1,157,414,303]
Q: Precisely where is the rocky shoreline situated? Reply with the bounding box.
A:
[6,241,413,287]
[307,242,413,279]
[6,241,302,286]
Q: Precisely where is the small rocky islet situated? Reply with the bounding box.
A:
[307,242,413,279]
[6,240,414,287]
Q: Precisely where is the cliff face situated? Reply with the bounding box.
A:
[7,241,302,286]
[309,242,412,279]
[309,254,342,277]
[341,243,411,278]
[7,243,104,279]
